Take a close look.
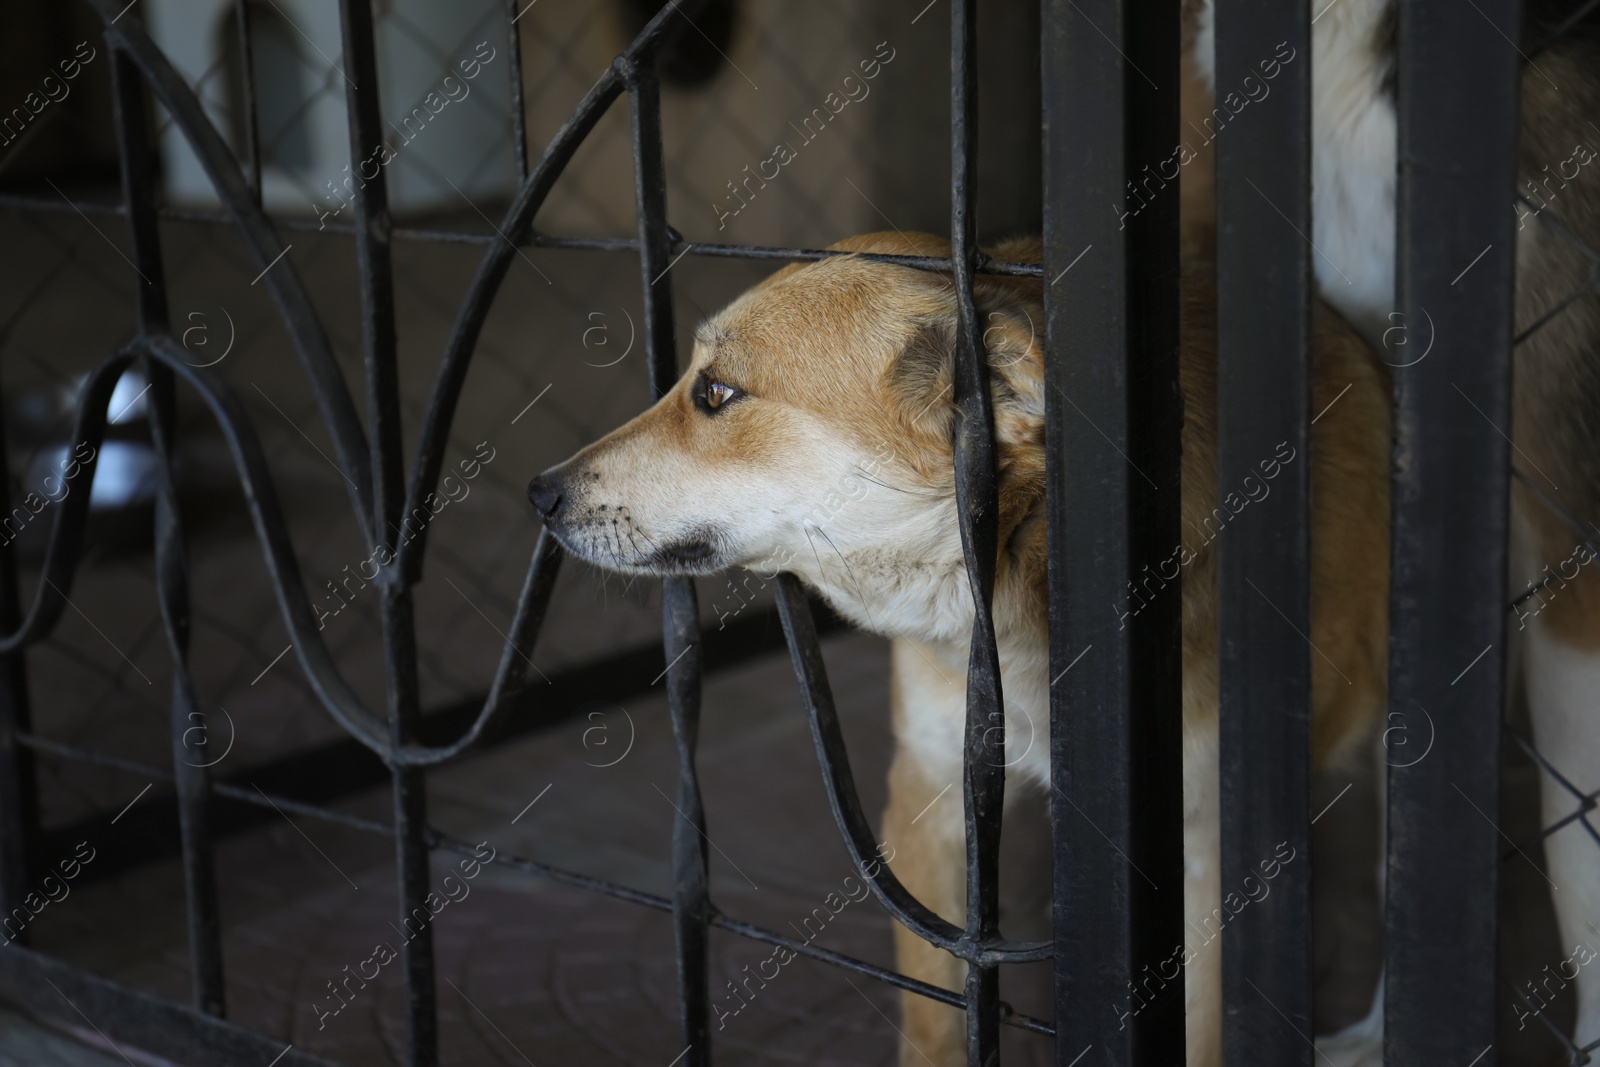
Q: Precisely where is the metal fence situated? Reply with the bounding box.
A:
[0,0,1592,1064]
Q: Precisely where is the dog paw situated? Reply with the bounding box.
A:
[1315,975,1384,1067]
[1315,1030,1383,1067]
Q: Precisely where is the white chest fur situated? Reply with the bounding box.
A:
[1194,0,1397,341]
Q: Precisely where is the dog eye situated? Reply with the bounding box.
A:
[694,374,743,414]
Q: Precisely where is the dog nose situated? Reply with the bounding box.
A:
[527,474,564,521]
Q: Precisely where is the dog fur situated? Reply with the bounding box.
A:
[529,231,1391,1065]
[1194,0,1600,1058]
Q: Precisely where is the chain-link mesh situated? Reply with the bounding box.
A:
[1485,16,1600,1064]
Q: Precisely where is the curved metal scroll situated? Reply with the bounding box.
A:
[396,6,695,581]
[45,1,688,768]
[774,575,1051,967]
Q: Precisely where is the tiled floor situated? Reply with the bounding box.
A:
[24,625,1058,1066]
[9,611,1568,1066]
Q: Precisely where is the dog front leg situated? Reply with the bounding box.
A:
[1513,500,1600,1048]
[1184,720,1223,1067]
[1524,616,1600,1050]
[884,636,969,1067]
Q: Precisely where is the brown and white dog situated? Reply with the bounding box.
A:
[1190,1,1600,1059]
[527,231,1392,1065]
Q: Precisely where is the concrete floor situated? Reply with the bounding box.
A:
[19,622,1053,1067]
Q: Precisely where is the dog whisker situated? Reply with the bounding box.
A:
[852,468,938,498]
[804,523,961,688]
[810,525,862,592]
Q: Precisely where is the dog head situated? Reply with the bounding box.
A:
[528,232,1047,641]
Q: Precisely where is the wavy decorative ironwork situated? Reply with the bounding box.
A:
[0,0,1046,1063]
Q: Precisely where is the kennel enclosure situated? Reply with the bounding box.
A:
[0,0,1588,1065]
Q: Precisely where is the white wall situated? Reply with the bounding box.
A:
[147,0,514,216]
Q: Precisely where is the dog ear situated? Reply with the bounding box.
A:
[976,289,1044,446]
[886,284,1044,453]
[888,315,958,444]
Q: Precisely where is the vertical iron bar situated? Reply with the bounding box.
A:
[0,399,38,942]
[663,579,707,1065]
[1042,0,1184,1061]
[110,47,167,334]
[151,356,225,1020]
[384,596,435,1067]
[504,0,529,184]
[111,33,227,1016]
[949,0,1005,1062]
[1214,0,1312,1061]
[234,0,262,206]
[627,53,709,1066]
[336,0,401,539]
[336,1,437,1063]
[1386,0,1519,1059]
